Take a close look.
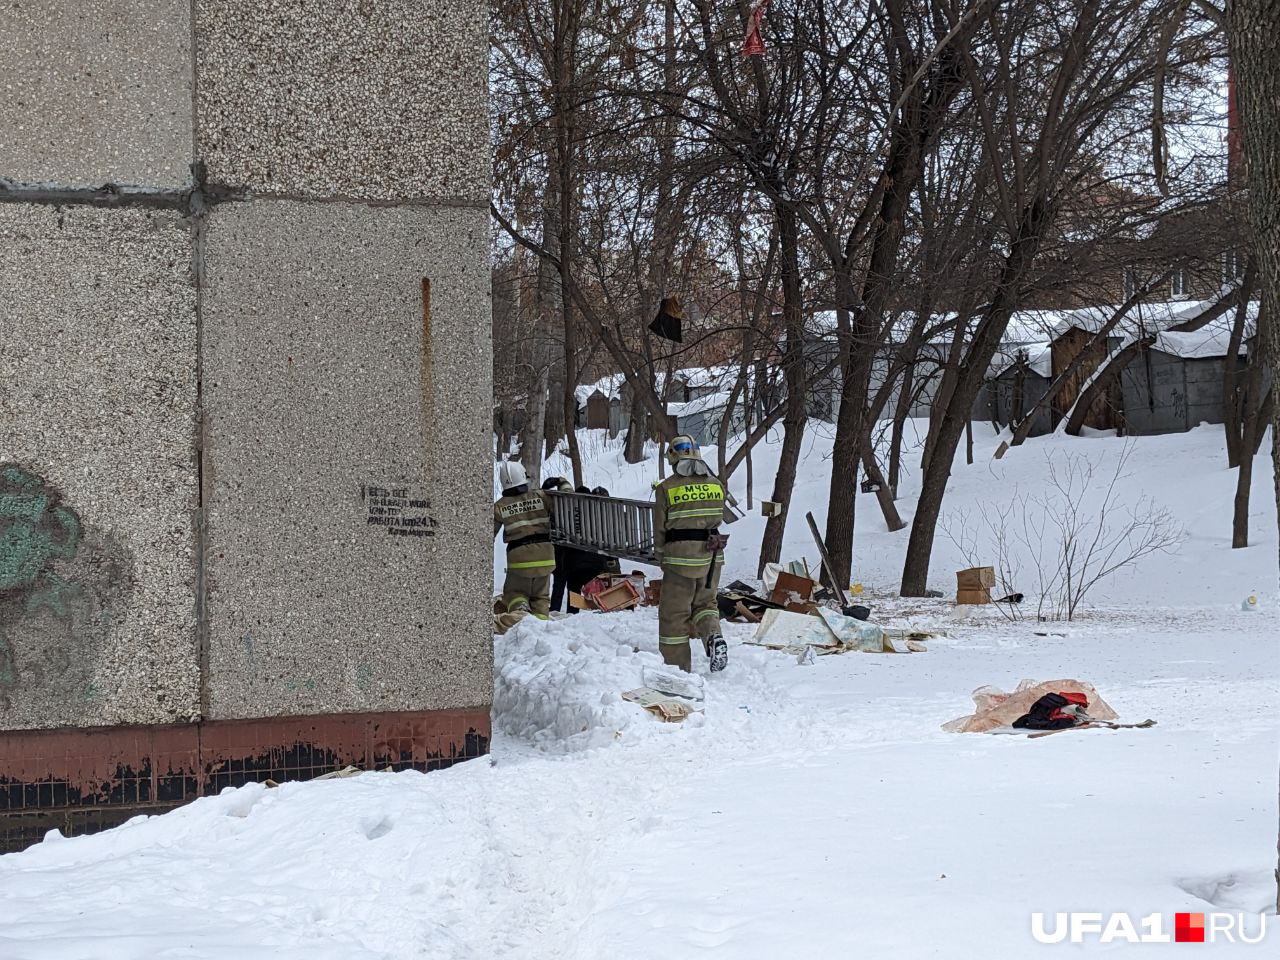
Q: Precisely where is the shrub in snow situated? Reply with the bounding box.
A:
[943,443,1186,620]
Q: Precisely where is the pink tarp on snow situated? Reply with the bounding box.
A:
[943,679,1120,733]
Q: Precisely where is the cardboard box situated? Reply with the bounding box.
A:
[956,588,992,605]
[644,580,663,606]
[956,567,996,591]
[594,580,641,612]
[770,570,817,612]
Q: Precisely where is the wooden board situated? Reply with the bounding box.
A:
[805,511,848,606]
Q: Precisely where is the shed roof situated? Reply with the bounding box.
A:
[576,365,747,405]
[1150,310,1257,360]
[989,342,1053,379]
[669,391,732,418]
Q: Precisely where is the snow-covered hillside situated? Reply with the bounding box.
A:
[3,425,1277,959]
[502,420,1278,608]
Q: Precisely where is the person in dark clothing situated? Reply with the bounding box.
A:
[551,485,618,613]
[587,487,621,575]
[541,476,573,612]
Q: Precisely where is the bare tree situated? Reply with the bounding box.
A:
[945,445,1186,620]
[1226,0,1280,918]
[1222,266,1272,547]
[901,0,1192,595]
[1228,0,1280,569]
[941,499,1024,621]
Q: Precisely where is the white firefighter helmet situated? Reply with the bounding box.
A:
[499,460,528,491]
[666,434,702,467]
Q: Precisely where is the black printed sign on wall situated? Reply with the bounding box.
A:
[362,485,438,538]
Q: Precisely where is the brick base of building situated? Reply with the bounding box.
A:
[0,707,491,852]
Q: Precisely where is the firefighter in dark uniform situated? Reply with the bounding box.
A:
[652,435,732,672]
[494,461,556,619]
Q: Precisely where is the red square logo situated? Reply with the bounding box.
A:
[1176,913,1205,943]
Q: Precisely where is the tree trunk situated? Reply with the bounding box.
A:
[1222,266,1257,469]
[544,348,566,460]
[1232,447,1254,549]
[718,361,749,476]
[888,359,914,496]
[822,345,866,584]
[1233,318,1271,548]
[924,307,972,475]
[521,135,562,486]
[519,365,549,485]
[720,223,773,477]
[1230,0,1280,589]
[622,381,648,464]
[561,303,583,486]
[759,205,807,575]
[902,202,1050,596]
[547,0,583,483]
[860,442,905,531]
[821,45,969,587]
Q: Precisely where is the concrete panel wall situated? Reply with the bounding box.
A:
[201,200,492,720]
[0,1,193,188]
[2,1,492,738]
[195,0,490,202]
[0,204,200,729]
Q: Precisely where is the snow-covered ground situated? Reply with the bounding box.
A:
[3,424,1277,958]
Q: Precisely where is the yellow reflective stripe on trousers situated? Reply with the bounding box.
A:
[508,559,555,570]
[659,635,689,644]
[693,609,719,622]
[663,556,722,567]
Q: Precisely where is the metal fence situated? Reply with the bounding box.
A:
[548,491,657,564]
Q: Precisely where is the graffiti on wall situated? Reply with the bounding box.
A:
[0,465,134,717]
